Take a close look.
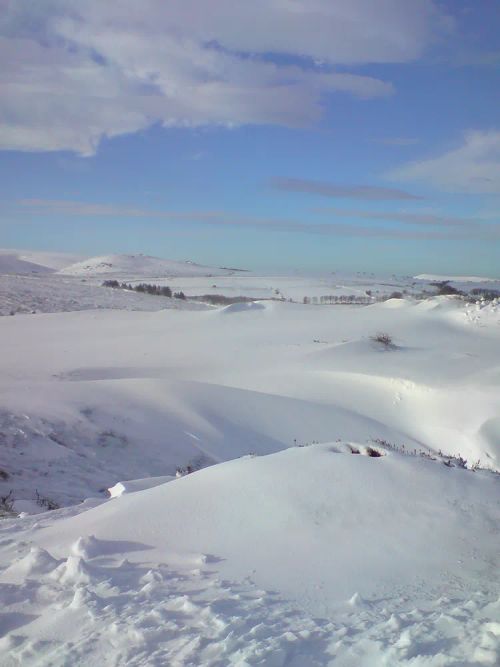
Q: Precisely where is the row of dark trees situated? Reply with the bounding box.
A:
[431,281,500,301]
[102,280,186,300]
[103,279,499,307]
[303,295,373,305]
[303,284,500,306]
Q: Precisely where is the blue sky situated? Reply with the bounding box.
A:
[0,0,499,275]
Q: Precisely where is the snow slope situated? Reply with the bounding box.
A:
[0,296,499,510]
[59,254,236,278]
[0,443,498,665]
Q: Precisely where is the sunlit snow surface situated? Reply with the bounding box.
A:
[0,257,499,665]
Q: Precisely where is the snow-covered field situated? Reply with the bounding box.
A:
[0,251,499,665]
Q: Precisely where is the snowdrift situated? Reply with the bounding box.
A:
[0,444,498,665]
[36,443,499,605]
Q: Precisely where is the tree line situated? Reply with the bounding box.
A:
[102,280,186,300]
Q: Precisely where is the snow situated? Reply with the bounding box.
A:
[34,444,500,606]
[0,258,499,665]
[0,273,209,316]
[0,445,498,665]
[108,476,175,498]
[0,294,499,505]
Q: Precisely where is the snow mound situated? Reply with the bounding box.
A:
[375,297,409,309]
[36,443,500,606]
[4,546,60,581]
[59,254,231,277]
[71,535,103,559]
[413,295,464,312]
[0,444,497,665]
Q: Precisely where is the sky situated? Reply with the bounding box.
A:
[0,0,499,276]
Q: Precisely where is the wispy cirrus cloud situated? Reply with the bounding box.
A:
[270,178,422,201]
[14,198,500,241]
[0,0,448,155]
[388,130,500,194]
[18,199,223,220]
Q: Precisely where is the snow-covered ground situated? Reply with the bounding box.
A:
[1,271,415,313]
[0,274,209,316]
[128,273,412,302]
[0,254,499,665]
[0,444,499,666]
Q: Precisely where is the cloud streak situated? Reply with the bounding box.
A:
[271,178,422,201]
[15,198,500,241]
[313,207,498,228]
[18,199,222,220]
[372,137,420,146]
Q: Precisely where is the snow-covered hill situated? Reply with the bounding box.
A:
[59,254,236,278]
[0,249,83,274]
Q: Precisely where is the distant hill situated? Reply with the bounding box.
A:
[0,249,84,274]
[58,254,237,278]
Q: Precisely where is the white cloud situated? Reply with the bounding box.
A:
[389,130,500,194]
[0,0,446,155]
